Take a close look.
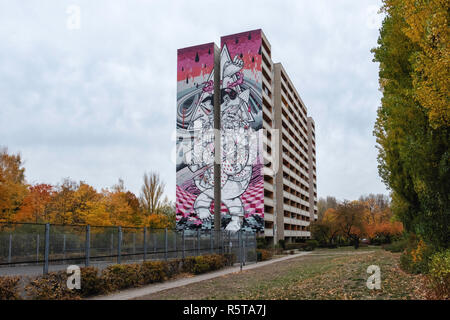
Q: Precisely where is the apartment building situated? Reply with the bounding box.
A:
[257,31,317,244]
[176,29,317,243]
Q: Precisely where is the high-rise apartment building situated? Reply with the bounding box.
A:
[176,29,317,244]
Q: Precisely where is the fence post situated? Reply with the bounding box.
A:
[220,231,223,254]
[8,234,12,263]
[182,229,185,259]
[239,230,243,272]
[117,226,122,264]
[63,234,66,262]
[210,230,213,254]
[43,223,50,275]
[132,233,136,256]
[254,232,257,263]
[174,231,177,258]
[143,227,147,261]
[164,228,168,261]
[36,234,40,263]
[197,229,200,256]
[243,231,246,266]
[85,225,90,267]
[110,233,114,256]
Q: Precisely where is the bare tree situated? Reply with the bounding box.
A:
[140,172,165,215]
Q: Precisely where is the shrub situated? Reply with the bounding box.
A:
[278,239,286,250]
[428,250,450,299]
[192,257,211,274]
[190,255,227,274]
[383,239,408,253]
[223,253,236,266]
[80,267,103,297]
[25,271,81,300]
[0,276,22,300]
[256,249,273,261]
[256,237,269,249]
[181,256,197,273]
[163,259,183,278]
[305,240,318,251]
[285,243,304,250]
[400,239,435,274]
[101,263,141,292]
[21,253,233,299]
[141,261,166,284]
[285,241,317,251]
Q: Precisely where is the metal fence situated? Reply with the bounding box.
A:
[0,223,257,275]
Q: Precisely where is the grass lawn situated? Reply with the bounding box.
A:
[136,246,429,300]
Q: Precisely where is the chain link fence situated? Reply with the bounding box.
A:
[0,223,256,275]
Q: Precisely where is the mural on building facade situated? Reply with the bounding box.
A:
[176,31,265,232]
[219,30,264,232]
[176,43,217,231]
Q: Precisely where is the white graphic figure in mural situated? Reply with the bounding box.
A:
[220,45,258,231]
[186,71,216,221]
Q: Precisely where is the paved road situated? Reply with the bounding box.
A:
[0,259,145,277]
[90,252,312,300]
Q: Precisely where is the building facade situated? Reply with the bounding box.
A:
[176,29,317,243]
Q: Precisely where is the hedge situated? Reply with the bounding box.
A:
[256,249,273,261]
[2,253,236,300]
[0,276,22,300]
[285,240,318,251]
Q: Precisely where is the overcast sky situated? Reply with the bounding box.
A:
[0,0,388,201]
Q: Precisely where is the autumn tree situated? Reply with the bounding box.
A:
[311,208,341,246]
[14,184,53,223]
[47,178,78,224]
[372,0,449,248]
[0,147,28,223]
[335,201,367,249]
[140,172,165,215]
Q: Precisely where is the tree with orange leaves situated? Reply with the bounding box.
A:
[14,184,53,223]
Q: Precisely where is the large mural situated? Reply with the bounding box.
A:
[176,30,265,233]
[219,30,264,232]
[176,43,217,231]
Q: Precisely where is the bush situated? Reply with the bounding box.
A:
[428,250,450,299]
[0,276,22,300]
[140,261,166,284]
[163,259,183,278]
[278,239,286,250]
[21,253,233,299]
[305,240,318,251]
[256,249,273,261]
[285,241,317,251]
[256,237,270,249]
[400,239,435,274]
[285,243,304,250]
[190,255,227,274]
[223,253,236,266]
[80,267,103,297]
[383,239,408,253]
[101,264,141,292]
[25,271,81,300]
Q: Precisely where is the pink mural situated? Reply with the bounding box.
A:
[219,29,264,232]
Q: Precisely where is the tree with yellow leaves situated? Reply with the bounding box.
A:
[0,148,28,223]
